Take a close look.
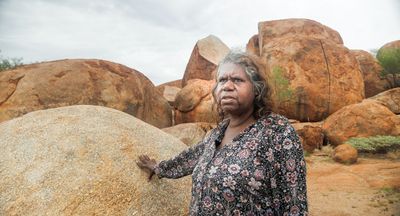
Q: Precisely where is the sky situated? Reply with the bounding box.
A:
[0,0,399,85]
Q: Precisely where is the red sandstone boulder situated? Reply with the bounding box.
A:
[351,50,388,97]
[292,123,324,153]
[258,18,343,52]
[0,59,172,128]
[322,101,400,146]
[262,36,364,121]
[156,79,182,93]
[365,87,400,114]
[175,94,217,124]
[182,35,230,86]
[246,34,260,56]
[332,144,358,164]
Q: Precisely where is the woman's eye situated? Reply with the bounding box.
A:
[219,78,227,83]
[233,78,243,83]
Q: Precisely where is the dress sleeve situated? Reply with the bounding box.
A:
[154,134,209,179]
[270,117,308,215]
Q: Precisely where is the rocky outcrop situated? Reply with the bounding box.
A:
[322,101,400,146]
[0,105,190,216]
[262,36,364,121]
[174,79,217,124]
[258,18,343,52]
[156,79,182,93]
[182,35,229,86]
[332,144,358,164]
[351,50,388,97]
[246,34,260,56]
[292,123,324,153]
[0,59,172,128]
[365,87,400,114]
[162,122,215,146]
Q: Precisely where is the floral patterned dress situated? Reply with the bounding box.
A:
[155,113,308,216]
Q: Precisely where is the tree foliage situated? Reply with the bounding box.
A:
[0,50,23,72]
[376,47,400,87]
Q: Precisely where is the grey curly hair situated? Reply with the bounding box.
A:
[212,50,275,121]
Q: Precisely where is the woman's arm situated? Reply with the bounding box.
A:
[270,117,308,215]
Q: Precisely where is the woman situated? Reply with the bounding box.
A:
[137,50,308,215]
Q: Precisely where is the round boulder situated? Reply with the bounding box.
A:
[322,100,400,146]
[0,105,191,215]
[332,144,358,164]
[0,59,172,128]
[365,87,400,114]
[262,36,364,121]
[162,122,215,146]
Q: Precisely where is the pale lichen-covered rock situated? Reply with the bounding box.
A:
[182,35,229,86]
[0,59,172,128]
[0,105,191,216]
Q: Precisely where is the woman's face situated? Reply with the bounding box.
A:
[215,62,255,117]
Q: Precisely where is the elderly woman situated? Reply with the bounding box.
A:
[137,50,308,215]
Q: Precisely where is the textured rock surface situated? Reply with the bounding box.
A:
[246,34,260,56]
[332,144,358,164]
[366,87,400,114]
[0,105,191,216]
[0,59,172,128]
[156,79,182,93]
[258,18,343,52]
[162,122,215,146]
[322,101,400,146]
[351,49,388,97]
[175,94,217,124]
[292,123,324,153]
[262,36,364,121]
[182,35,229,86]
[162,86,181,106]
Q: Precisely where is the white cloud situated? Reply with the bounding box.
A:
[0,0,399,85]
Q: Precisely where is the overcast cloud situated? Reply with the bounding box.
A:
[0,0,399,85]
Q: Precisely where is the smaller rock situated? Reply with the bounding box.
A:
[366,87,400,114]
[295,125,324,153]
[162,86,181,106]
[332,144,358,164]
[162,122,215,146]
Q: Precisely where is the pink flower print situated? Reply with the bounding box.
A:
[245,140,258,150]
[214,157,223,165]
[286,172,298,186]
[240,195,248,203]
[275,143,282,151]
[223,176,237,190]
[253,157,261,165]
[290,205,300,215]
[254,169,264,180]
[212,186,218,193]
[221,164,228,170]
[233,209,241,216]
[284,194,291,203]
[216,202,223,210]
[241,169,249,177]
[248,177,261,190]
[266,148,274,162]
[228,164,240,174]
[283,138,293,150]
[203,196,212,208]
[278,118,285,125]
[286,158,296,171]
[238,149,250,159]
[223,189,235,202]
[266,128,273,135]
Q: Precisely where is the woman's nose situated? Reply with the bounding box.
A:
[223,79,234,91]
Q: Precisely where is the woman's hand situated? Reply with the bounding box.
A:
[136,154,158,181]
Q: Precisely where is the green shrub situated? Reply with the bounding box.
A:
[0,50,23,72]
[347,136,400,153]
[376,47,400,87]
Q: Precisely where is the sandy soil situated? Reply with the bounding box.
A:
[307,154,400,216]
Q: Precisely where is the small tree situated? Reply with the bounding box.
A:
[376,47,400,88]
[0,50,23,72]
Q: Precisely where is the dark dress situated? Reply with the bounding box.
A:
[155,113,308,216]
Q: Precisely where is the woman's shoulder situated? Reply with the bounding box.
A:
[259,112,291,127]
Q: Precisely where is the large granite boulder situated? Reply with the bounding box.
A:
[0,59,172,128]
[365,87,400,114]
[262,36,364,121]
[174,79,217,124]
[351,50,388,97]
[0,105,191,216]
[376,40,400,88]
[258,18,343,52]
[182,35,229,86]
[322,101,400,146]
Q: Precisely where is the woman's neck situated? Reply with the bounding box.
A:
[227,110,255,129]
